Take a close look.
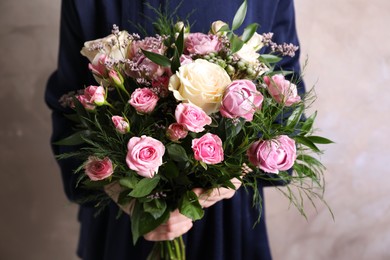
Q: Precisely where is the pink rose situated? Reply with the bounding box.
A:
[126,36,166,80]
[166,123,188,141]
[84,156,114,181]
[179,54,193,65]
[175,103,212,133]
[129,88,159,114]
[111,116,130,134]
[89,54,109,78]
[264,74,301,106]
[126,135,165,178]
[76,85,106,110]
[192,133,224,164]
[185,33,222,55]
[220,80,264,121]
[247,135,296,174]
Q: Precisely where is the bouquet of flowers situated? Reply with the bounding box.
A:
[56,1,332,259]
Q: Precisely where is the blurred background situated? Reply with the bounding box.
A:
[1,0,389,259]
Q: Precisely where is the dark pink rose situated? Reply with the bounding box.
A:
[85,156,114,181]
[129,88,159,114]
[220,80,264,121]
[247,135,296,174]
[166,123,188,142]
[126,135,165,178]
[175,103,212,133]
[264,74,301,106]
[192,133,224,164]
[185,33,222,55]
[111,116,129,134]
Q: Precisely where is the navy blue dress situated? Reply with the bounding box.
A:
[45,1,303,259]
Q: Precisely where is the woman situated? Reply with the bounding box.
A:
[45,0,304,259]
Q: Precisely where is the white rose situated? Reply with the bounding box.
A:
[168,59,231,114]
[210,20,228,35]
[80,30,131,62]
[235,32,264,65]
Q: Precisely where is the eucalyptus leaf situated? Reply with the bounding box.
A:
[141,49,171,67]
[241,23,259,43]
[129,175,161,198]
[232,0,247,30]
[259,54,282,64]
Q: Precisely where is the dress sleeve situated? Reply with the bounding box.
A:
[45,0,100,205]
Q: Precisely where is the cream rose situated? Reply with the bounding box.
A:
[168,59,231,114]
[210,20,228,35]
[81,30,131,62]
[235,32,264,65]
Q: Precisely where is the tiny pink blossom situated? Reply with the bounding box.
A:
[126,135,165,178]
[166,123,188,142]
[220,80,264,121]
[111,116,130,134]
[175,103,212,133]
[85,156,114,181]
[192,133,224,164]
[247,135,296,174]
[129,88,159,114]
[185,33,222,55]
[264,74,301,106]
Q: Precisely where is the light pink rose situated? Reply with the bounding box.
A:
[111,116,130,134]
[185,33,222,55]
[220,80,264,121]
[89,54,109,79]
[247,135,296,174]
[192,133,224,164]
[129,88,159,114]
[126,135,165,178]
[179,54,193,65]
[264,74,301,106]
[76,85,105,110]
[166,123,188,141]
[85,156,114,181]
[84,85,106,106]
[175,103,212,133]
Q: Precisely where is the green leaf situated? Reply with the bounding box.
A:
[119,175,138,189]
[294,136,321,153]
[163,160,180,179]
[175,27,185,55]
[167,144,189,162]
[259,54,282,64]
[230,34,245,53]
[307,135,334,144]
[179,191,204,221]
[52,130,90,146]
[218,24,230,32]
[171,48,181,74]
[225,118,244,139]
[144,199,167,219]
[131,201,169,244]
[129,175,161,198]
[300,111,317,134]
[241,23,259,43]
[141,49,171,67]
[232,0,247,30]
[286,105,304,129]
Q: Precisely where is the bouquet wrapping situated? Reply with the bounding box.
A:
[56,1,332,259]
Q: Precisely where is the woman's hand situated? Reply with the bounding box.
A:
[192,177,242,208]
[143,209,193,241]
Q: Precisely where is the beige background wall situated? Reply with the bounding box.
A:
[1,0,389,259]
